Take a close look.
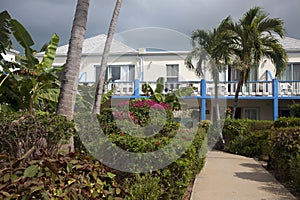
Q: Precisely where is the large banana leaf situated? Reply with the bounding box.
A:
[9,19,34,49]
[39,33,59,70]
[0,10,12,49]
[9,19,37,68]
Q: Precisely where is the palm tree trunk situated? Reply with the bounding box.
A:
[93,0,123,114]
[212,67,224,144]
[232,68,250,119]
[231,71,244,119]
[57,0,90,152]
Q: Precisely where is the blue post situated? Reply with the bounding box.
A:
[134,79,140,98]
[266,70,274,93]
[272,79,279,120]
[200,79,207,120]
[266,72,268,93]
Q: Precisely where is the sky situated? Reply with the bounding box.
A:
[2,0,300,51]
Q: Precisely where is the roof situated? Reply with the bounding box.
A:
[55,34,137,55]
[274,34,300,52]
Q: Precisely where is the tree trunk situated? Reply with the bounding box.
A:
[212,67,224,144]
[57,0,90,153]
[93,0,123,114]
[231,68,250,119]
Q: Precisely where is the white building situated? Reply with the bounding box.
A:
[40,34,300,121]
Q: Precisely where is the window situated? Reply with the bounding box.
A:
[280,63,300,81]
[244,108,259,120]
[166,64,179,82]
[166,64,179,91]
[228,66,257,81]
[95,65,135,82]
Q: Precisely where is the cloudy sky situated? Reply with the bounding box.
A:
[2,0,300,51]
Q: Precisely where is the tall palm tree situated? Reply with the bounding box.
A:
[185,17,232,143]
[57,0,90,152]
[93,0,123,114]
[222,7,287,118]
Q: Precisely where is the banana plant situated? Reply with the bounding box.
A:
[0,10,62,113]
[142,77,194,110]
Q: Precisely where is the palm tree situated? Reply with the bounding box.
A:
[93,0,123,114]
[57,0,90,152]
[185,17,232,144]
[222,7,287,118]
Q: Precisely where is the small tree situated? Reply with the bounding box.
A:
[220,7,287,118]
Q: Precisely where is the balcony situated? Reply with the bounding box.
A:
[104,79,300,99]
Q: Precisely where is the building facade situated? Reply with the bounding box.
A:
[41,34,300,121]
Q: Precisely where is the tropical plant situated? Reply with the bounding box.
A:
[93,0,123,114]
[0,10,61,114]
[220,7,287,118]
[185,17,232,143]
[76,79,116,112]
[141,77,194,111]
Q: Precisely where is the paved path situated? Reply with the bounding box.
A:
[190,151,297,200]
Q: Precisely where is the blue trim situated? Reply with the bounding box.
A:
[272,79,279,120]
[134,79,140,98]
[108,78,300,121]
[200,79,206,120]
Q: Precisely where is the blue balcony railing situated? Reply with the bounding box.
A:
[104,79,300,97]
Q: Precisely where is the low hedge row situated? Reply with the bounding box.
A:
[222,118,300,192]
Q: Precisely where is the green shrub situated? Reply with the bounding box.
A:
[125,174,163,200]
[222,119,273,153]
[290,154,300,192]
[0,111,75,158]
[290,103,300,118]
[273,117,300,128]
[74,101,206,199]
[0,152,126,200]
[270,127,300,180]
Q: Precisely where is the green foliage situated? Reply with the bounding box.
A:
[222,119,273,157]
[0,11,12,51]
[269,127,300,180]
[125,174,163,200]
[290,154,300,191]
[77,108,206,199]
[273,117,300,128]
[223,118,300,193]
[0,152,127,200]
[98,99,178,137]
[141,77,194,111]
[76,79,116,113]
[289,103,300,118]
[0,11,62,114]
[0,111,76,158]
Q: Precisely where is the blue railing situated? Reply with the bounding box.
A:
[102,79,300,121]
[105,79,300,97]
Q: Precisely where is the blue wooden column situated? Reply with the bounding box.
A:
[200,79,207,120]
[272,79,279,120]
[134,79,140,98]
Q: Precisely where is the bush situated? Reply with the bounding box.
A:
[290,154,300,192]
[0,111,75,158]
[269,127,300,180]
[0,152,126,199]
[222,119,273,154]
[99,99,179,138]
[125,174,163,200]
[290,103,300,118]
[273,117,300,128]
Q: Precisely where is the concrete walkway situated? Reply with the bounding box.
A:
[191,151,297,200]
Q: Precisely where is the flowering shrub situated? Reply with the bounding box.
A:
[103,98,176,137]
